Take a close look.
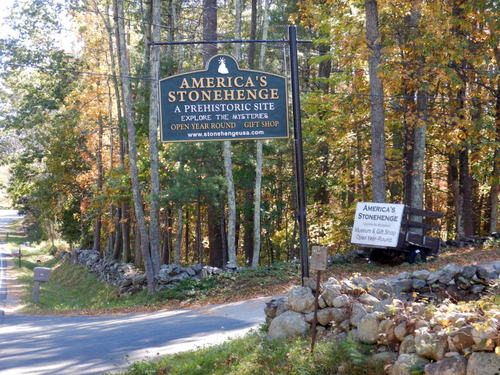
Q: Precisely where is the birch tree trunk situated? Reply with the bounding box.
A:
[97,1,131,261]
[223,141,237,268]
[258,0,270,70]
[92,115,104,253]
[115,0,156,293]
[364,0,386,203]
[148,0,161,272]
[251,29,269,267]
[251,140,263,267]
[490,75,500,233]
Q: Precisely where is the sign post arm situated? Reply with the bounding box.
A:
[288,25,309,282]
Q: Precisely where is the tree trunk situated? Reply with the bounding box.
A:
[202,0,217,65]
[489,74,500,233]
[234,0,242,60]
[364,0,386,202]
[184,208,190,263]
[258,0,270,70]
[243,191,254,266]
[174,205,183,264]
[196,194,203,264]
[459,146,473,237]
[449,154,464,238]
[92,116,104,253]
[251,141,263,267]
[208,204,223,267]
[248,0,257,68]
[115,0,156,293]
[99,3,131,262]
[410,90,428,233]
[147,0,161,275]
[223,141,237,268]
[161,205,173,264]
[355,131,368,201]
[134,223,142,267]
[112,219,122,260]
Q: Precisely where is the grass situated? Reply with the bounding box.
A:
[116,332,385,375]
[4,217,499,314]
[17,260,300,314]
[1,218,26,249]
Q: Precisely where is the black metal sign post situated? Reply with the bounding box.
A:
[151,25,310,282]
[288,25,309,281]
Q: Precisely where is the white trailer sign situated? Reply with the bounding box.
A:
[351,202,405,248]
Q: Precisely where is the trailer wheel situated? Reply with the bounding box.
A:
[407,248,427,264]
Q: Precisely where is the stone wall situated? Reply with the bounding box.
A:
[265,262,500,375]
[65,249,223,295]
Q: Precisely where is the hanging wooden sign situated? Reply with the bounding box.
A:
[310,245,328,271]
[159,54,288,142]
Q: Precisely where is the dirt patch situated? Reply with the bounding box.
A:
[1,256,26,313]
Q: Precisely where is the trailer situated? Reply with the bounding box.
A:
[351,202,443,264]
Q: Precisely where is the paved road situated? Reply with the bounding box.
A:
[0,210,22,305]
[0,210,268,375]
[0,298,267,375]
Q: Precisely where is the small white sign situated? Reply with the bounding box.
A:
[351,202,405,248]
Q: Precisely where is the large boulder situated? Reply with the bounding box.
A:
[321,281,343,306]
[358,313,380,344]
[378,319,397,344]
[267,311,309,340]
[351,275,372,290]
[471,318,498,349]
[350,302,369,327]
[389,354,429,375]
[412,270,430,280]
[332,294,350,308]
[394,321,408,342]
[358,293,380,306]
[285,286,315,313]
[466,352,500,375]
[372,351,398,365]
[391,278,413,293]
[447,327,474,353]
[316,307,347,326]
[428,264,462,284]
[412,278,427,290]
[476,262,499,280]
[415,329,448,361]
[264,296,288,320]
[424,356,466,375]
[370,278,394,297]
[399,335,416,354]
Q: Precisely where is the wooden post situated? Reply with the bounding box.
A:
[310,270,321,351]
[309,245,328,352]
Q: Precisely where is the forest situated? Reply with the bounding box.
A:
[0,0,498,293]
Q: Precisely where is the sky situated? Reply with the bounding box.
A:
[0,0,79,53]
[0,0,16,38]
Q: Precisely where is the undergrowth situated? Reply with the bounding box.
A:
[120,333,385,375]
